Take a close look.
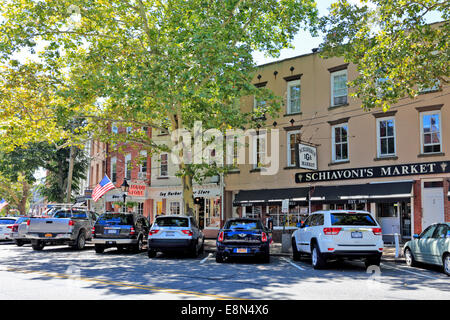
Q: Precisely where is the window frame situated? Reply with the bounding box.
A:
[376,116,396,157]
[252,132,266,169]
[111,157,117,183]
[420,111,442,154]
[331,123,349,163]
[330,69,348,107]
[287,130,301,167]
[287,79,301,114]
[125,153,132,180]
[159,153,169,177]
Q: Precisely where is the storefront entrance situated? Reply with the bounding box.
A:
[422,181,445,230]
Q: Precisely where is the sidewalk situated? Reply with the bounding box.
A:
[204,239,405,263]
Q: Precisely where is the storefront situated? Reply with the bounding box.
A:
[104,183,150,217]
[148,184,222,238]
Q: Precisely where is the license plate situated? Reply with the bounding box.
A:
[45,233,53,238]
[351,232,363,238]
[165,231,175,237]
[107,241,116,245]
[236,248,248,253]
[106,229,119,234]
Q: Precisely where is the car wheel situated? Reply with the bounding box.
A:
[133,236,144,253]
[365,256,381,268]
[15,240,24,247]
[292,238,301,261]
[311,243,326,269]
[31,240,44,251]
[95,245,105,254]
[443,253,450,277]
[190,241,199,258]
[75,232,86,250]
[215,253,224,263]
[404,248,418,267]
[147,250,157,258]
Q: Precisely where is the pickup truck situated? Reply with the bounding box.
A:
[25,209,98,251]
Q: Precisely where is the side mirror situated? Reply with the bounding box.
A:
[413,234,420,239]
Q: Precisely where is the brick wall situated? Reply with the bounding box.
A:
[444,179,450,222]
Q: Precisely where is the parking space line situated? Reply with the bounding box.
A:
[281,257,306,271]
[200,253,213,264]
[381,263,440,280]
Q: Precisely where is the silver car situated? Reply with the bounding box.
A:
[0,217,18,240]
[147,215,204,258]
[403,223,450,276]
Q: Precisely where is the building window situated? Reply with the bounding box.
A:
[140,151,147,173]
[419,79,441,94]
[137,202,144,215]
[420,112,441,154]
[245,206,262,219]
[331,70,348,106]
[377,117,396,157]
[169,201,181,215]
[287,80,301,114]
[332,123,349,162]
[287,130,301,167]
[125,153,132,180]
[111,157,117,183]
[160,153,168,177]
[252,132,266,169]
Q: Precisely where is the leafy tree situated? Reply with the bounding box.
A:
[319,0,449,111]
[0,0,319,216]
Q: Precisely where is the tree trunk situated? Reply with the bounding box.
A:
[181,166,195,218]
[18,180,30,215]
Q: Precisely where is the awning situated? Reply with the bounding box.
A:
[233,187,310,206]
[311,181,413,203]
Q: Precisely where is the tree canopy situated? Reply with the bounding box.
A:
[319,0,449,111]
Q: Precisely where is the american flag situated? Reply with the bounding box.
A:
[0,199,8,211]
[92,175,115,202]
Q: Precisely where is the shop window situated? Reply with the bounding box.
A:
[268,204,308,228]
[205,198,221,228]
[137,202,144,215]
[376,203,398,218]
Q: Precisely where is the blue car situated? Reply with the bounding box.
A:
[216,218,270,263]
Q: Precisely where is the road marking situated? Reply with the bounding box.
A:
[381,263,440,280]
[5,267,246,300]
[281,257,306,271]
[200,253,212,264]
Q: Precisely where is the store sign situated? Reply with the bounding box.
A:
[150,186,221,199]
[297,144,317,170]
[128,184,146,197]
[295,161,450,183]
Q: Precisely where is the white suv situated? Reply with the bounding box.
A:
[291,210,384,269]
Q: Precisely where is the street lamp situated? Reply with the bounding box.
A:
[121,178,129,213]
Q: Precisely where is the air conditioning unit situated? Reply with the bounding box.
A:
[138,172,147,180]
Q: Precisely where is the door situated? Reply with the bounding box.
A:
[422,186,445,230]
[431,224,449,266]
[377,202,400,242]
[298,215,316,253]
[416,225,437,263]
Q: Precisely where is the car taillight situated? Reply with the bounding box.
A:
[261,232,268,242]
[181,230,193,236]
[323,227,342,235]
[68,220,75,226]
[130,227,136,235]
[27,220,30,226]
[7,225,13,229]
[149,229,159,236]
[91,227,95,235]
[12,224,18,232]
[218,231,224,242]
[372,228,382,235]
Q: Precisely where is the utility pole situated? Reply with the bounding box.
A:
[66,146,75,203]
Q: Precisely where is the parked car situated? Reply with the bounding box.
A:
[403,223,450,276]
[216,218,271,263]
[147,215,204,258]
[11,217,31,246]
[0,217,19,241]
[291,210,384,269]
[25,208,98,251]
[92,212,150,253]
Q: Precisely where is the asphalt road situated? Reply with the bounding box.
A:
[0,241,448,300]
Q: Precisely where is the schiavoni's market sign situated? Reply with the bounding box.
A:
[295,161,450,183]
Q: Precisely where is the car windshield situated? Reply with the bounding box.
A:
[225,220,263,230]
[15,217,29,224]
[154,217,189,227]
[0,219,16,224]
[330,213,377,226]
[97,214,134,226]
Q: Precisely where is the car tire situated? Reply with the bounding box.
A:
[292,238,301,261]
[189,241,199,258]
[75,232,86,250]
[95,245,105,254]
[404,248,418,267]
[147,250,157,258]
[133,236,144,253]
[311,243,326,269]
[365,256,381,268]
[443,253,450,277]
[15,240,24,247]
[215,253,224,263]
[31,240,44,251]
